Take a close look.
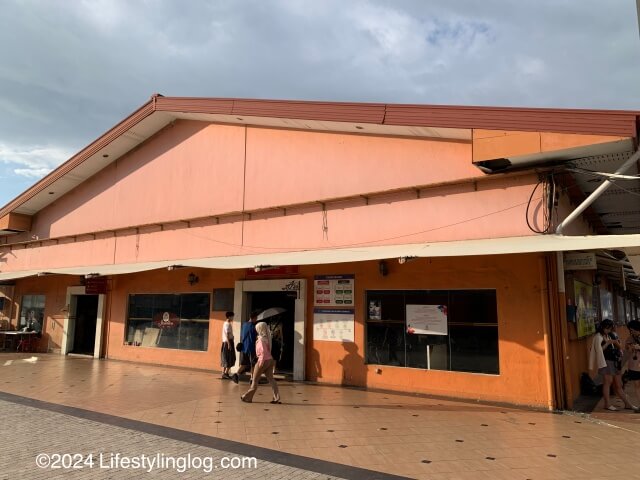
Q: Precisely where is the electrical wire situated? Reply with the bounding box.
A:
[602,179,640,198]
[525,174,556,234]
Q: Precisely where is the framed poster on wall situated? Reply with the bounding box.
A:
[600,288,613,322]
[574,280,596,338]
[616,294,626,325]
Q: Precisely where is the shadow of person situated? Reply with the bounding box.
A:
[308,346,322,381]
[338,342,367,387]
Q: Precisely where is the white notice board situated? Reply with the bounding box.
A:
[313,308,354,342]
[406,304,448,335]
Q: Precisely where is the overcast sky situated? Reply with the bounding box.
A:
[0,0,639,207]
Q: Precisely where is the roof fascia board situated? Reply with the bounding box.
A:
[155,96,639,136]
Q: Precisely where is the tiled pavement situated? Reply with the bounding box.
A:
[2,353,640,479]
[0,398,349,480]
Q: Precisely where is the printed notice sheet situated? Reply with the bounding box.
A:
[406,304,448,336]
[313,308,354,342]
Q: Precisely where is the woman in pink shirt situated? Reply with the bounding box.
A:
[241,322,280,404]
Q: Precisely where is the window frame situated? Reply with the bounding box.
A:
[19,294,46,332]
[364,289,499,375]
[125,292,212,352]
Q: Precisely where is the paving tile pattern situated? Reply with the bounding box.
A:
[0,399,345,480]
[3,353,640,480]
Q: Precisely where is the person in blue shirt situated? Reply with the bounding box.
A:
[232,310,259,384]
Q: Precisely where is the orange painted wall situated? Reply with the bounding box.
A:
[105,267,238,369]
[28,120,475,241]
[8,274,79,353]
[472,130,627,162]
[1,171,543,274]
[244,127,473,209]
[302,254,551,408]
[10,251,551,407]
[30,121,246,239]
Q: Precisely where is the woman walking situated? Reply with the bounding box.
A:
[241,322,280,404]
[590,319,638,411]
[220,311,236,379]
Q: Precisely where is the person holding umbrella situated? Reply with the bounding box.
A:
[257,307,286,371]
[232,310,259,384]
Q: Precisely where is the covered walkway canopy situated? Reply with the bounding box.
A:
[3,233,640,292]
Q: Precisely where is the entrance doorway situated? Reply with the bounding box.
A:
[234,279,306,381]
[249,291,296,374]
[70,295,99,355]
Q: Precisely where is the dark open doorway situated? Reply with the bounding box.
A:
[249,291,296,374]
[71,295,99,355]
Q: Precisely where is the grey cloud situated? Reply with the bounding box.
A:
[0,0,638,206]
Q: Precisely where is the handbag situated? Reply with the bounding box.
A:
[235,341,243,352]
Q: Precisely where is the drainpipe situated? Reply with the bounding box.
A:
[555,147,640,235]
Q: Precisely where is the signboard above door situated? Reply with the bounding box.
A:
[245,266,300,278]
[564,252,597,270]
[85,277,108,294]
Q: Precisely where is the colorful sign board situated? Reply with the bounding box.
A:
[574,279,596,338]
[313,274,355,342]
[314,274,354,307]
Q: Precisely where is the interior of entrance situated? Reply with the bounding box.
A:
[71,295,99,355]
[249,291,296,374]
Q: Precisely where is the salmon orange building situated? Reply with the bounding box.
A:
[1,95,639,410]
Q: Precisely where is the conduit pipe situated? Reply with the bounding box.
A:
[556,147,640,235]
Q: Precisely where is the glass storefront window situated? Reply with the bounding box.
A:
[19,295,45,333]
[126,293,210,351]
[365,289,499,375]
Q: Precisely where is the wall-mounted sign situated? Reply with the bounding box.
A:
[574,279,596,337]
[406,304,448,336]
[313,308,354,342]
[246,266,299,278]
[85,277,108,294]
[564,252,597,270]
[212,288,234,311]
[314,274,354,307]
[600,288,613,321]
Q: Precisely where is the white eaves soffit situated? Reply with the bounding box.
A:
[11,111,471,217]
[172,112,472,140]
[3,233,640,281]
